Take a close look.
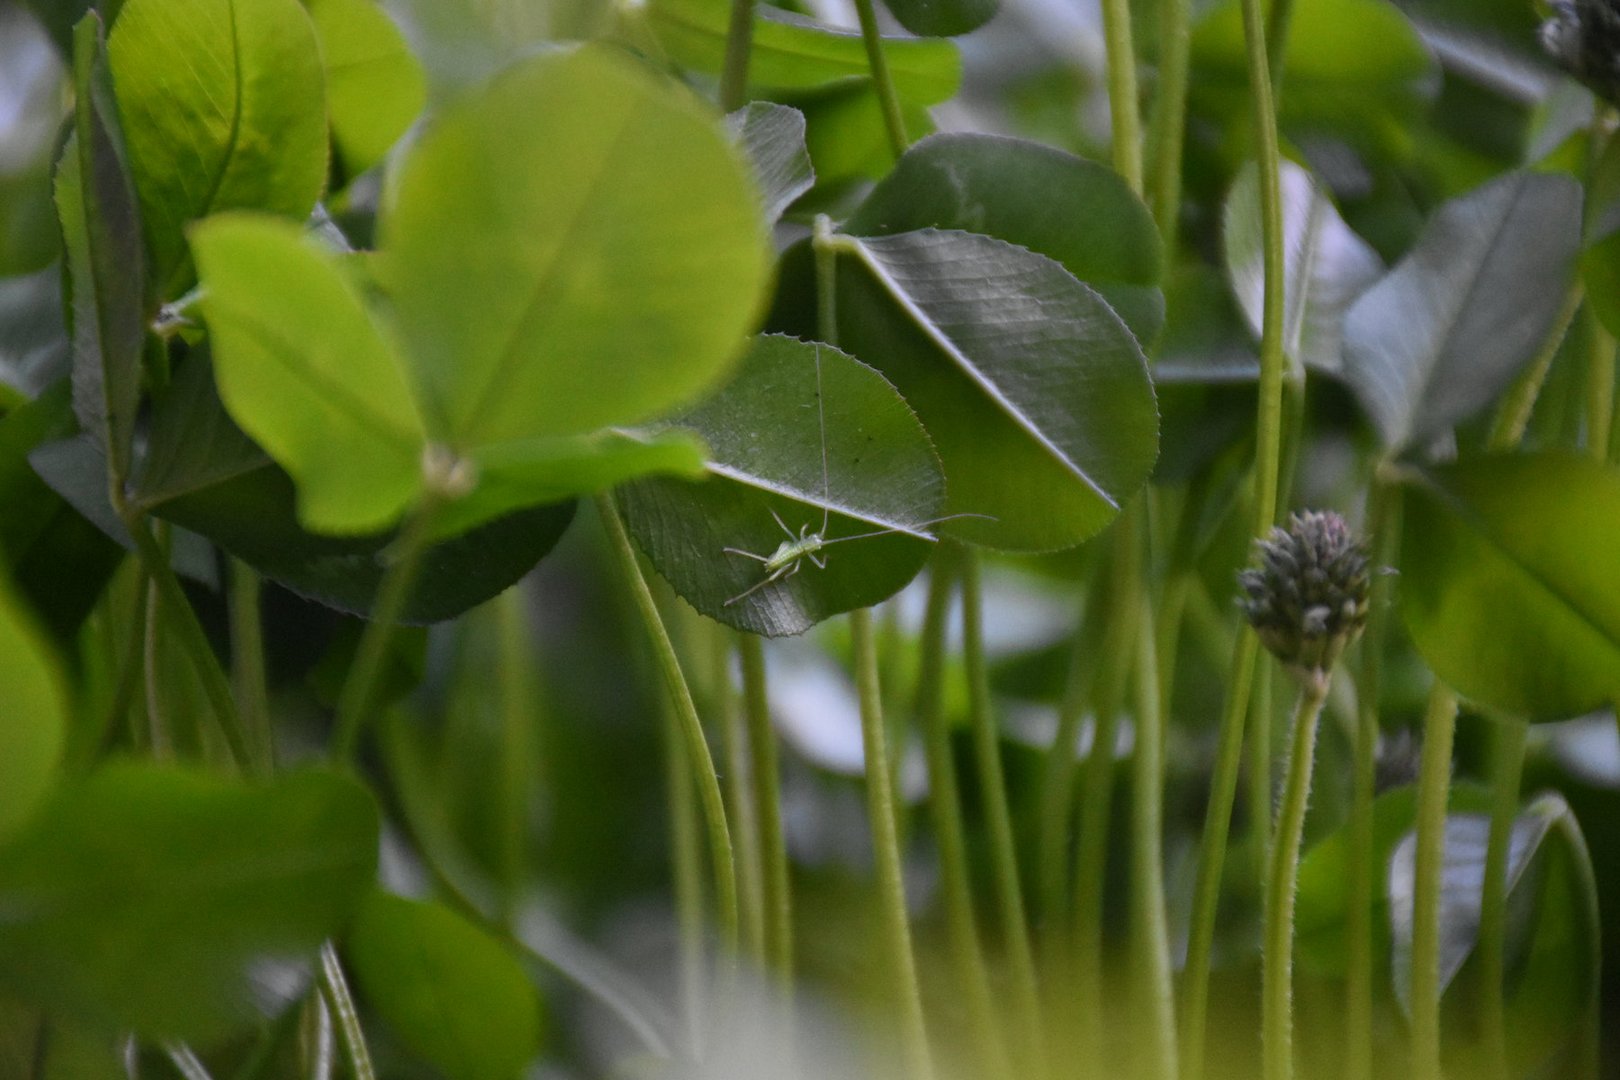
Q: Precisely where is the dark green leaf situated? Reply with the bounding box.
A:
[191,213,426,535]
[1223,159,1382,377]
[0,578,65,843]
[0,763,379,1044]
[1581,131,1620,337]
[643,0,961,104]
[828,229,1159,552]
[1399,452,1620,720]
[1344,171,1582,450]
[107,0,329,293]
[305,0,426,178]
[728,102,815,224]
[844,131,1165,347]
[132,349,270,510]
[381,45,770,445]
[344,892,543,1080]
[619,334,942,636]
[56,14,145,483]
[882,0,997,37]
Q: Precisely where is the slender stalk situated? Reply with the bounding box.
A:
[495,590,538,923]
[1476,716,1526,1080]
[665,698,709,1054]
[851,607,934,1080]
[1074,519,1142,1068]
[1265,0,1297,77]
[1099,0,1143,191]
[1177,631,1259,1080]
[914,563,1009,1080]
[597,494,740,959]
[330,496,442,764]
[319,944,376,1080]
[1249,654,1275,885]
[958,548,1045,1075]
[719,626,765,963]
[229,559,272,772]
[718,0,756,112]
[737,632,794,989]
[1261,670,1331,1080]
[850,0,908,158]
[1408,684,1459,1080]
[1147,0,1192,237]
[1345,481,1398,1080]
[1486,284,1583,450]
[143,575,169,760]
[1586,307,1616,459]
[1131,590,1178,1080]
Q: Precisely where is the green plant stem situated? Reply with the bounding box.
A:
[959,548,1046,1076]
[1409,683,1459,1080]
[718,0,756,112]
[495,590,539,923]
[597,494,740,961]
[1177,630,1259,1080]
[1074,519,1143,1067]
[1345,480,1398,1080]
[850,0,908,158]
[914,563,1009,1080]
[1476,715,1526,1080]
[1249,655,1275,884]
[229,559,272,772]
[1147,0,1192,238]
[318,944,376,1080]
[1261,670,1330,1080]
[1131,587,1179,1080]
[143,575,169,759]
[718,627,765,963]
[1265,0,1296,78]
[851,607,934,1080]
[1586,307,1616,459]
[737,632,794,991]
[95,566,150,762]
[1487,284,1583,449]
[330,496,443,765]
[1099,0,1143,191]
[664,697,709,1054]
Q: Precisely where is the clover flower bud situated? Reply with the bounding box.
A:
[1540,0,1620,107]
[1238,510,1370,680]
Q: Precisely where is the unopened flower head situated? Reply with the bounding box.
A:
[1238,510,1371,679]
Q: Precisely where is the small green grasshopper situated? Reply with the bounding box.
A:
[722,346,987,606]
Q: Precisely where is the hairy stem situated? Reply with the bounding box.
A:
[718,0,756,112]
[1476,716,1526,1080]
[319,944,376,1080]
[851,0,908,158]
[1099,0,1143,191]
[851,607,934,1080]
[665,697,709,1054]
[1131,583,1179,1080]
[1409,684,1459,1080]
[737,632,794,990]
[1262,671,1330,1080]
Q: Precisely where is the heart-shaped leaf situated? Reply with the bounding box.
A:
[844,132,1164,346]
[1399,452,1620,720]
[644,0,960,105]
[0,763,379,1044]
[381,44,770,446]
[108,0,329,294]
[56,14,145,484]
[0,578,65,844]
[728,102,815,225]
[344,892,544,1080]
[305,0,426,179]
[190,213,426,535]
[1344,171,1582,450]
[619,334,942,637]
[824,228,1159,552]
[1223,158,1383,377]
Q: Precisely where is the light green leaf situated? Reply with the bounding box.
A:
[108,0,329,293]
[827,229,1159,552]
[729,102,815,225]
[619,334,943,636]
[56,14,145,483]
[0,580,65,844]
[1344,171,1582,450]
[1399,453,1620,720]
[1223,159,1383,377]
[844,132,1165,346]
[306,0,426,177]
[644,0,961,105]
[191,213,425,535]
[0,763,379,1044]
[382,46,770,445]
[345,892,544,1080]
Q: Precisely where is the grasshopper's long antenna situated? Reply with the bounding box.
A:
[815,343,830,536]
[817,512,999,547]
